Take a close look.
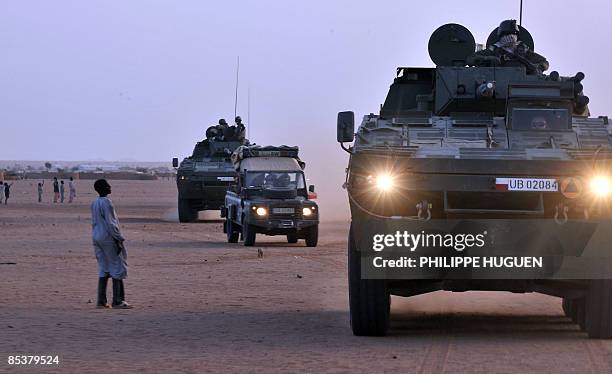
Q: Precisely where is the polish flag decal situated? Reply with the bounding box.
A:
[495,178,509,191]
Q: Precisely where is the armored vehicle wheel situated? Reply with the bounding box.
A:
[586,280,612,338]
[178,198,198,223]
[243,224,256,246]
[348,225,389,336]
[304,226,318,247]
[226,218,239,243]
[287,233,298,244]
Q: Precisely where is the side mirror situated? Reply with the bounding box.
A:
[172,157,179,168]
[337,111,355,143]
[307,185,317,200]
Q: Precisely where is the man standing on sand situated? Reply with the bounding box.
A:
[52,177,59,203]
[91,179,132,309]
[4,182,13,205]
[0,181,4,204]
[37,180,45,203]
[60,180,65,203]
[68,177,76,203]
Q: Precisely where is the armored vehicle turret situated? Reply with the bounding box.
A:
[338,21,612,338]
[173,118,248,222]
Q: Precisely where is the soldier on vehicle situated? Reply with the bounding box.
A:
[205,125,219,140]
[216,118,229,141]
[473,19,549,74]
[234,116,246,142]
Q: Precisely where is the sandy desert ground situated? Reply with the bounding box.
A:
[1,179,612,373]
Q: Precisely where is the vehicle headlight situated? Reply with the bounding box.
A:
[255,207,268,216]
[372,173,395,192]
[303,207,315,216]
[590,176,611,197]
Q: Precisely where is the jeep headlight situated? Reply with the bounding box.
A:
[255,207,268,216]
[303,207,315,216]
[590,176,612,197]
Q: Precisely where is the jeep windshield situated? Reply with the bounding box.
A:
[245,171,306,191]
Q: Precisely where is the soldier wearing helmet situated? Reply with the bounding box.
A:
[473,19,549,75]
[216,119,229,141]
[234,116,246,142]
[205,125,219,140]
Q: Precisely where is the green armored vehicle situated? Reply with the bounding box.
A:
[222,145,319,247]
[337,20,612,338]
[173,118,247,222]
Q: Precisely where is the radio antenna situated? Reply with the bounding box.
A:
[519,0,523,26]
[247,86,251,140]
[234,56,240,119]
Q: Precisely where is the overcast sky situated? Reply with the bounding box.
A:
[3,0,611,162]
[2,0,612,214]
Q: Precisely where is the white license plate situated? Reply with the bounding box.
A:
[495,178,558,191]
[217,176,234,182]
[273,207,295,214]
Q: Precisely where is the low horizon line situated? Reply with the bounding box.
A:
[1,159,171,163]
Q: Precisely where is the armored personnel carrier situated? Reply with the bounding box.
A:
[222,145,319,246]
[337,21,612,338]
[173,120,247,222]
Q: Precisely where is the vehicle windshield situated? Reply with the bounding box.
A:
[511,108,570,131]
[245,171,306,190]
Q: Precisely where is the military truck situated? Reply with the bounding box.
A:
[337,21,612,338]
[173,120,247,222]
[222,145,319,247]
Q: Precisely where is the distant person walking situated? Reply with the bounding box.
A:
[52,177,59,203]
[68,177,76,203]
[4,182,13,205]
[60,181,65,203]
[91,179,131,309]
[37,181,45,203]
[0,181,4,204]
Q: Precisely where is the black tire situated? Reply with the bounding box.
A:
[562,298,571,318]
[243,224,256,246]
[562,298,578,323]
[304,225,318,247]
[178,198,197,223]
[586,280,612,339]
[226,218,239,243]
[348,224,390,336]
[287,233,298,244]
